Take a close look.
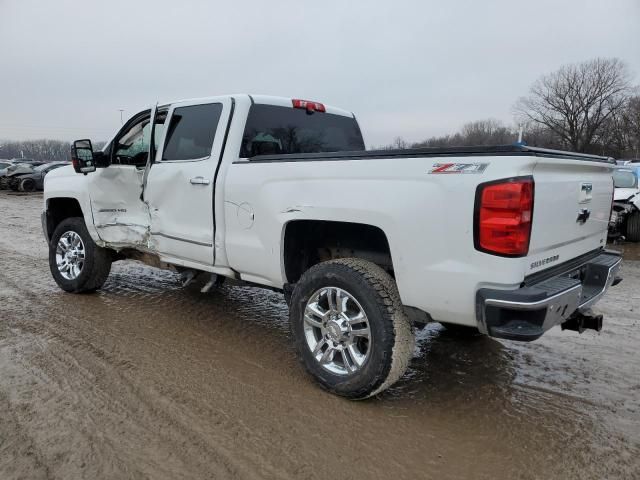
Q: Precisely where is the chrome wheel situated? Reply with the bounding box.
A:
[303,287,372,376]
[55,231,85,280]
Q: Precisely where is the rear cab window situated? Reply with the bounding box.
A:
[240,104,365,158]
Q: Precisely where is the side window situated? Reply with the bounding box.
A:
[113,111,166,166]
[114,117,151,166]
[162,103,223,161]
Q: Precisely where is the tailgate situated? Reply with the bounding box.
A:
[527,158,613,274]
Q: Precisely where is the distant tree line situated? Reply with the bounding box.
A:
[381,58,640,159]
[0,140,107,162]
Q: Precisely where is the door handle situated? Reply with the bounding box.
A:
[189,176,210,185]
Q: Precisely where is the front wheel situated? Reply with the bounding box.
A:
[289,258,414,399]
[49,217,112,293]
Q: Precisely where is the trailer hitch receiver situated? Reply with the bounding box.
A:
[561,309,603,334]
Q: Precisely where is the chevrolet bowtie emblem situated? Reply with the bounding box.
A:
[577,208,591,224]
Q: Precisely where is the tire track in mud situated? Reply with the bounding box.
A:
[1,259,632,480]
[0,266,295,479]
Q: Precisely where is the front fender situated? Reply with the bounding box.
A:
[44,167,99,244]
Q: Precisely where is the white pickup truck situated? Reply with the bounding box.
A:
[42,94,622,398]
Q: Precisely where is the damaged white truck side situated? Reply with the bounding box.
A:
[42,94,622,398]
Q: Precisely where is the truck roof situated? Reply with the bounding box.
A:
[165,94,355,118]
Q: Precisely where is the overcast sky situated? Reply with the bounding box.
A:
[1,0,638,146]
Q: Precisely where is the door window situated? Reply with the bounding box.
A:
[162,103,223,161]
[113,112,166,166]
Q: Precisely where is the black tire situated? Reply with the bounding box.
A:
[289,258,414,399]
[439,322,483,338]
[49,217,112,293]
[626,211,640,242]
[0,177,6,189]
[20,178,36,192]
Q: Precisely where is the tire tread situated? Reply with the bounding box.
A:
[291,258,414,399]
[49,217,112,293]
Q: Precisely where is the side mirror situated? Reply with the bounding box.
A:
[93,151,110,168]
[71,139,96,174]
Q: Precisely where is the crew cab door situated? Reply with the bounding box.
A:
[143,97,231,266]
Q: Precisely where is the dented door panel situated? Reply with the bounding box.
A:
[89,165,150,247]
[144,98,231,266]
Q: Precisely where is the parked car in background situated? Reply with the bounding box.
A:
[616,158,640,165]
[609,165,640,241]
[0,161,46,189]
[0,160,13,170]
[10,162,69,192]
[0,160,17,179]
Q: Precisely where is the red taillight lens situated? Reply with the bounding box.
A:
[292,99,326,113]
[475,178,534,256]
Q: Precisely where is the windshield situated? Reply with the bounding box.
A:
[240,104,365,157]
[613,169,637,188]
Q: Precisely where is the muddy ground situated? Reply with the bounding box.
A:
[0,191,638,480]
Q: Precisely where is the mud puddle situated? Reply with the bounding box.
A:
[0,192,638,479]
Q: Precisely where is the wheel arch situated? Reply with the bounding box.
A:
[44,197,87,241]
[282,219,395,284]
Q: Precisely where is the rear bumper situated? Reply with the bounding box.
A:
[476,250,622,341]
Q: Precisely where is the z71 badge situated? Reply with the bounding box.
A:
[428,163,489,174]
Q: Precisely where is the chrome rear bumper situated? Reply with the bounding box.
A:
[476,250,622,341]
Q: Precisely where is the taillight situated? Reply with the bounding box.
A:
[292,99,326,113]
[474,177,534,257]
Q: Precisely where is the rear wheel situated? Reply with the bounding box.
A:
[626,211,640,242]
[290,258,414,399]
[20,178,36,192]
[49,217,112,293]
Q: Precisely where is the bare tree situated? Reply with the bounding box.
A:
[624,96,640,158]
[515,58,632,153]
[459,119,514,145]
[392,136,409,149]
[411,119,515,149]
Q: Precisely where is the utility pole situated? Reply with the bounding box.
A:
[118,109,125,125]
